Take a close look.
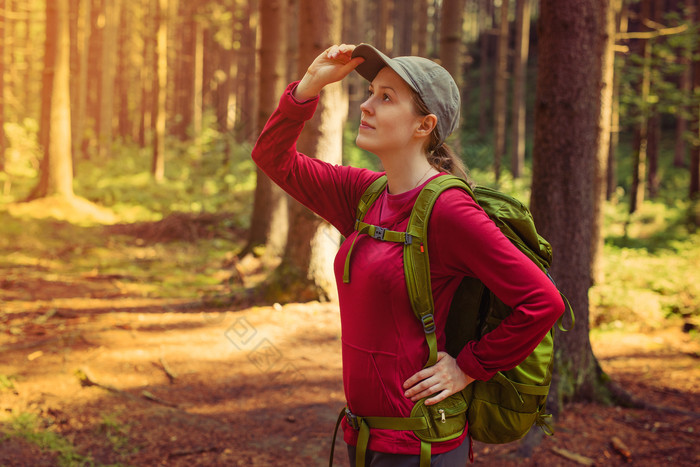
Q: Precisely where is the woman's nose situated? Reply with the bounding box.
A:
[360,98,373,115]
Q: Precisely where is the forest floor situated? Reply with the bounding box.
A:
[1,210,699,466]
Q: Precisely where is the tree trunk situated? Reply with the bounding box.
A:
[607,17,624,201]
[478,0,494,138]
[47,0,74,198]
[173,2,195,140]
[139,0,154,148]
[493,0,509,182]
[0,0,5,175]
[439,0,465,84]
[98,0,119,159]
[116,1,131,141]
[243,0,289,258]
[269,0,346,302]
[193,19,204,149]
[439,0,465,152]
[531,0,612,412]
[28,0,58,200]
[690,4,700,204]
[152,0,167,181]
[237,0,259,143]
[591,0,619,285]
[394,0,413,56]
[73,0,90,160]
[647,113,660,199]
[377,0,393,54]
[629,0,652,214]
[510,0,531,179]
[414,0,429,56]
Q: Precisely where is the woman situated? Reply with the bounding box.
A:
[252,43,564,466]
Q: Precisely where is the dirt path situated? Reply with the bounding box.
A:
[1,290,699,466]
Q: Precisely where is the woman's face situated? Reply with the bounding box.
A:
[355,67,426,157]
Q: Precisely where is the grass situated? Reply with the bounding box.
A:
[0,412,95,467]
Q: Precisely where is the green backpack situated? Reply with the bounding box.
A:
[331,174,573,467]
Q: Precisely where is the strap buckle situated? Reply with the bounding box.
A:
[345,407,360,430]
[421,314,436,333]
[372,226,386,240]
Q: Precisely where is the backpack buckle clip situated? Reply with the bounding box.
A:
[345,407,360,430]
[421,314,436,333]
[372,226,386,240]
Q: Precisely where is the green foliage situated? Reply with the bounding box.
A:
[591,198,700,330]
[72,127,256,225]
[98,413,137,458]
[0,412,94,466]
[342,123,381,170]
[618,10,700,130]
[0,119,41,202]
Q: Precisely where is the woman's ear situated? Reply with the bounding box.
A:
[416,114,438,137]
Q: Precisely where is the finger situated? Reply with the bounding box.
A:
[405,375,440,399]
[338,56,364,75]
[338,43,355,54]
[424,389,450,406]
[403,368,434,390]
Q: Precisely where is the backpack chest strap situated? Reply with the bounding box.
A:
[342,220,414,284]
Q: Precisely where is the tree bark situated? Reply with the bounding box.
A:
[591,0,619,285]
[27,0,58,200]
[237,0,259,143]
[152,0,167,181]
[414,0,429,56]
[629,0,652,214]
[439,0,465,84]
[478,0,494,138]
[0,0,5,175]
[377,0,393,55]
[394,0,414,56]
[531,0,611,412]
[690,4,700,204]
[47,0,74,197]
[116,0,131,141]
[268,0,346,302]
[98,0,119,159]
[139,0,154,148]
[243,0,290,258]
[73,0,90,160]
[493,0,509,181]
[510,0,531,179]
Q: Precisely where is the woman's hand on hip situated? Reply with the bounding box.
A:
[403,352,475,406]
[294,44,364,101]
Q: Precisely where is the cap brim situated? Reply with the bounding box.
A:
[351,44,391,82]
[351,44,419,95]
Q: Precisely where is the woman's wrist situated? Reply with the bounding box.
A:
[293,73,322,101]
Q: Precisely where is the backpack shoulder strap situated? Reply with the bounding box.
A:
[404,175,472,367]
[342,175,389,284]
[356,175,388,224]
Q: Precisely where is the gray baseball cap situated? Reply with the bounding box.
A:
[352,43,460,147]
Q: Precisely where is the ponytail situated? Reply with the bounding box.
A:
[427,142,469,181]
[411,91,473,187]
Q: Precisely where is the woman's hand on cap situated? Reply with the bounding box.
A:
[294,43,364,101]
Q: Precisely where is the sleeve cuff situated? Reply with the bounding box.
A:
[456,341,496,382]
[278,81,319,121]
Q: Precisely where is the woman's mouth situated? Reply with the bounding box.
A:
[360,120,375,130]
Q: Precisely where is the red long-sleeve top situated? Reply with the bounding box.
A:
[251,82,565,455]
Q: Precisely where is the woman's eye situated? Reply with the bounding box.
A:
[367,90,374,97]
[382,93,390,101]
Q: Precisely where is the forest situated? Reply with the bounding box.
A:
[1,0,699,465]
